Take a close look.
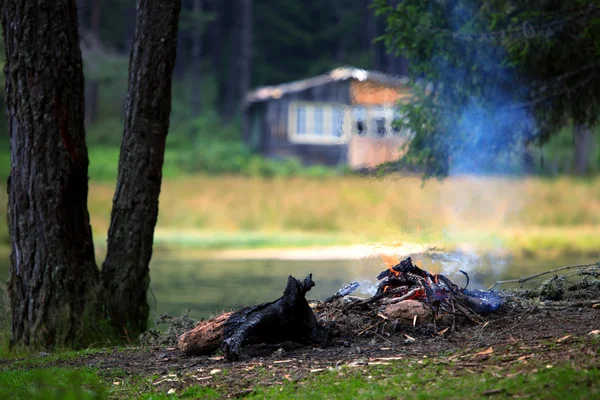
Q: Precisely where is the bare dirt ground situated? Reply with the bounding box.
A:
[24,305,598,398]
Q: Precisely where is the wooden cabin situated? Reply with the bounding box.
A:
[243,67,414,169]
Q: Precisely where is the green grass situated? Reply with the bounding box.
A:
[2,354,597,400]
[0,335,598,399]
[97,230,354,252]
[0,367,107,400]
[3,147,600,255]
[244,362,600,400]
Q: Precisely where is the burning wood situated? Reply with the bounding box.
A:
[317,256,504,330]
[178,257,505,361]
[373,257,503,315]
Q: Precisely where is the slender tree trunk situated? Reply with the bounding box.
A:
[208,0,223,109]
[335,3,347,63]
[122,2,136,50]
[240,0,252,141]
[573,124,593,175]
[190,0,204,116]
[223,3,239,121]
[84,0,101,127]
[365,0,380,70]
[101,0,181,337]
[76,0,87,30]
[1,0,99,348]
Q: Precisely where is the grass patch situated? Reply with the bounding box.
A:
[97,230,354,252]
[2,153,600,253]
[0,367,107,400]
[0,336,598,399]
[5,359,597,400]
[244,361,599,399]
[89,175,600,254]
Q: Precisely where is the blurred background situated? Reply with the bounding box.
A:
[0,0,599,320]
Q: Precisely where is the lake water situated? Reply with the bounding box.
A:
[0,252,595,321]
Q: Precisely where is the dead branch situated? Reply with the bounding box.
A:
[487,262,600,290]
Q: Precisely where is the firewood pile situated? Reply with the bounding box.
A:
[313,257,505,339]
[177,257,507,361]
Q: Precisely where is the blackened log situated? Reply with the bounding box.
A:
[177,311,234,355]
[178,274,328,361]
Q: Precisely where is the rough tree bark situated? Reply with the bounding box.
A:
[101,0,181,337]
[1,0,99,347]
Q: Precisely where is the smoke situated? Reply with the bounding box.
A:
[426,250,510,288]
[423,1,538,177]
[355,279,379,297]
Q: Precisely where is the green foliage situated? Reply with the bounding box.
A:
[375,0,600,178]
[163,110,347,178]
[253,0,373,86]
[0,281,10,356]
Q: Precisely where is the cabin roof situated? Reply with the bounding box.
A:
[246,67,409,103]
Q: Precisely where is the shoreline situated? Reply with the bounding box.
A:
[201,242,436,261]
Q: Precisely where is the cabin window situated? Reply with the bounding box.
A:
[313,108,324,136]
[332,108,344,137]
[353,107,367,136]
[288,102,348,144]
[296,106,306,135]
[349,105,410,139]
[374,117,387,137]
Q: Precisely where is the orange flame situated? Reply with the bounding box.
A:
[380,254,399,268]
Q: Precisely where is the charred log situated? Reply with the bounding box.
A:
[178,274,328,361]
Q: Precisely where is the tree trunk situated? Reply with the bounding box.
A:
[101,0,181,337]
[84,0,101,127]
[207,0,224,108]
[573,124,592,175]
[76,0,87,30]
[239,0,252,141]
[365,0,380,70]
[190,0,204,116]
[1,0,99,348]
[223,4,239,121]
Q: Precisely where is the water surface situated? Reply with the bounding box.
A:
[0,252,594,321]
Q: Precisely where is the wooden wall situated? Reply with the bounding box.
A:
[245,78,412,168]
[248,80,351,166]
[350,80,410,106]
[348,136,408,169]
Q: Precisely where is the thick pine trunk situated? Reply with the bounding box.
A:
[1,0,99,348]
[101,0,181,336]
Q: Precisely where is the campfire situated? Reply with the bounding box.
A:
[313,256,505,339]
[177,256,506,361]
